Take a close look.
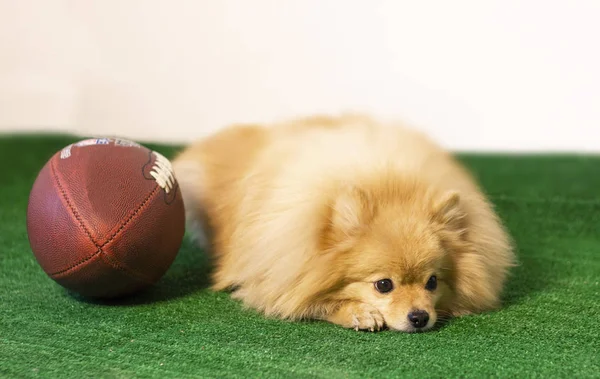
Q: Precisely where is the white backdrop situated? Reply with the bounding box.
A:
[1,0,599,152]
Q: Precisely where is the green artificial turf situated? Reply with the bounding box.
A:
[1,134,599,378]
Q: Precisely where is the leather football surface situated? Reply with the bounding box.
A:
[26,138,185,298]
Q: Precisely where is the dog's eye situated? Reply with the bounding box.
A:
[425,275,437,291]
[374,279,394,293]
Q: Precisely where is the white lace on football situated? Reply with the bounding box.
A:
[150,152,176,193]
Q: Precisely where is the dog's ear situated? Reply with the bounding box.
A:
[329,186,375,238]
[431,190,465,230]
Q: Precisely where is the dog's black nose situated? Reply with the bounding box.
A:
[407,310,429,328]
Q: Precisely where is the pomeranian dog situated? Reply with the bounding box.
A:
[172,114,515,332]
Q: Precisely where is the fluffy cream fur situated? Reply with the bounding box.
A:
[172,114,516,332]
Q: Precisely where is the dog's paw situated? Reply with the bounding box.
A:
[326,302,385,332]
[350,303,385,332]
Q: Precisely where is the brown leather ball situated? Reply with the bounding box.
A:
[26,138,185,298]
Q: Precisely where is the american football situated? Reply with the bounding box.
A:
[26,138,185,298]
